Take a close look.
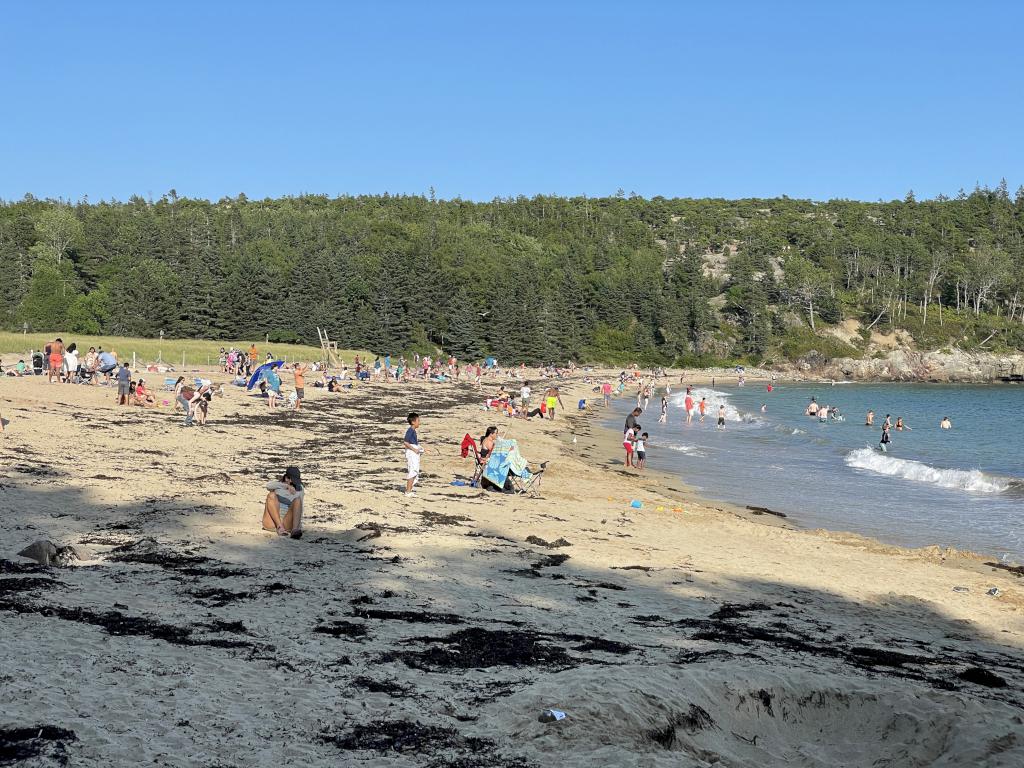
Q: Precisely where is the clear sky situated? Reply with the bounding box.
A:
[2,1,1021,203]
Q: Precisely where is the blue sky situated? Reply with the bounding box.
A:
[2,1,1021,203]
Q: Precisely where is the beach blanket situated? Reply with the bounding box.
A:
[483,438,531,489]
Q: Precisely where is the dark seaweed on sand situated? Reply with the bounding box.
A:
[645,705,716,749]
[0,597,267,652]
[314,620,369,638]
[350,608,464,625]
[524,535,572,549]
[0,725,77,766]
[107,540,251,578]
[383,627,574,670]
[349,676,410,695]
[318,719,535,768]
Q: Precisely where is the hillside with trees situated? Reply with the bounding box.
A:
[2,185,1023,365]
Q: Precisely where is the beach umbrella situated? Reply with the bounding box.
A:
[247,360,284,390]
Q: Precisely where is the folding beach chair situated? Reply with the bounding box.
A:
[508,462,548,498]
[459,433,486,487]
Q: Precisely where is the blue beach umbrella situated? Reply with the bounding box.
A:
[246,360,284,390]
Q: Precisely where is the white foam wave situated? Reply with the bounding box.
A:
[665,443,704,456]
[671,388,747,422]
[844,448,1009,494]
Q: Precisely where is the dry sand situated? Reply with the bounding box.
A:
[1,369,1022,767]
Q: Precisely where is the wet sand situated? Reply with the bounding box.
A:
[1,369,1022,767]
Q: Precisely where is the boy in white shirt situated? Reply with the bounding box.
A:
[635,432,648,470]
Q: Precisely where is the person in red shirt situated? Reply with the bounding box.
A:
[684,393,694,424]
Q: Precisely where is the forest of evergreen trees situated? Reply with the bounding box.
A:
[2,185,1023,364]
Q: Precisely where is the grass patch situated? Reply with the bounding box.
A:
[776,327,860,360]
[0,332,370,368]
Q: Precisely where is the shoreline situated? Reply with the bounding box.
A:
[563,377,1018,577]
[2,368,1023,765]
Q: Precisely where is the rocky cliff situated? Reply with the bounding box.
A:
[789,348,1024,383]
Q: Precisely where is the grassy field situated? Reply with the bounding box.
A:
[0,332,370,369]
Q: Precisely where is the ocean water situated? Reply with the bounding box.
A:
[608,382,1024,562]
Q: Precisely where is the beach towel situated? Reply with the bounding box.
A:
[483,438,532,489]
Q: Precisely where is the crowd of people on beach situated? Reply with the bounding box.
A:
[2,337,769,541]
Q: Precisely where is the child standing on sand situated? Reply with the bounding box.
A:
[623,425,636,468]
[403,412,425,496]
[635,432,648,470]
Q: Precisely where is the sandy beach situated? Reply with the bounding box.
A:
[2,369,1023,767]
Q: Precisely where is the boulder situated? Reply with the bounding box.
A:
[17,540,81,567]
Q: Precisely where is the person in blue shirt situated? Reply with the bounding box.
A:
[116,363,132,405]
[402,412,424,497]
[97,350,118,385]
[265,367,282,409]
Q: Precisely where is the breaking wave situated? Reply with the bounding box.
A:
[664,443,704,456]
[671,388,749,422]
[844,448,1010,494]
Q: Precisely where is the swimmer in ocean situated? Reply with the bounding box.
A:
[895,416,910,431]
[879,424,892,452]
[865,410,874,427]
[940,416,952,430]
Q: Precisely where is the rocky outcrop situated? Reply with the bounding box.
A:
[791,349,1024,383]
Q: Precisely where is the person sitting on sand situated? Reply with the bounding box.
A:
[940,416,952,430]
[480,425,498,460]
[133,378,156,407]
[84,347,99,384]
[263,466,304,539]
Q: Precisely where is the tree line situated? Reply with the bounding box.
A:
[2,184,1023,364]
